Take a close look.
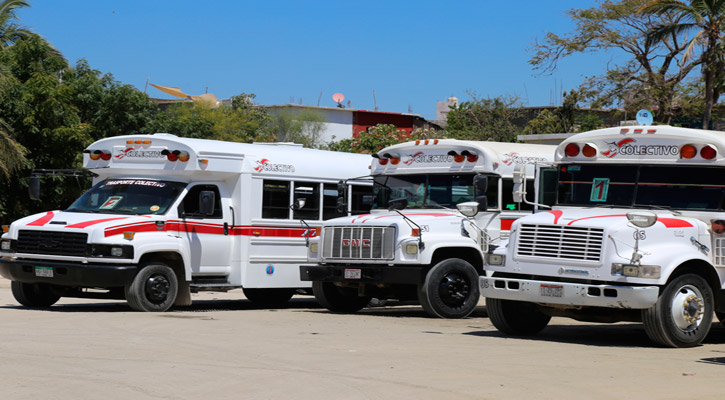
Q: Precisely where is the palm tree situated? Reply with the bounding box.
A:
[0,119,25,180]
[0,0,30,48]
[640,0,725,129]
[0,0,29,178]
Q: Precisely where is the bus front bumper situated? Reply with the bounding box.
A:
[479,276,660,309]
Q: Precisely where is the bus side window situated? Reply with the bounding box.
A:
[180,185,222,219]
[539,167,558,207]
[323,183,345,220]
[483,177,499,210]
[262,180,290,219]
[351,185,374,215]
[501,179,535,211]
[293,182,320,220]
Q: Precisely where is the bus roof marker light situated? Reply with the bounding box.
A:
[582,144,597,158]
[680,144,697,159]
[564,143,580,157]
[701,145,717,160]
[461,150,478,162]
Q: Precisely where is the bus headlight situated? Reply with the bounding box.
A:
[486,254,505,266]
[1,240,11,251]
[309,242,319,254]
[611,264,660,279]
[405,243,419,255]
[89,244,134,259]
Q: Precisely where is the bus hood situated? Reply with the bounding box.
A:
[514,208,698,231]
[7,210,161,242]
[322,210,465,233]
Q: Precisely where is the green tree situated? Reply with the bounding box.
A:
[531,0,699,123]
[156,94,273,143]
[640,0,725,128]
[324,124,439,154]
[268,109,325,147]
[446,94,522,142]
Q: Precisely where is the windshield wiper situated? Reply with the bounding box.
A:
[422,203,452,210]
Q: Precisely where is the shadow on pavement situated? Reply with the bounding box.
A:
[0,296,323,313]
[464,320,725,348]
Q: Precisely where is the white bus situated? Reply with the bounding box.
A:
[0,134,373,311]
[482,125,725,347]
[302,139,556,318]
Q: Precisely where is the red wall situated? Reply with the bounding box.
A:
[352,110,415,137]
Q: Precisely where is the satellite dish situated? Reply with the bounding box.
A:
[636,109,654,125]
[332,93,345,104]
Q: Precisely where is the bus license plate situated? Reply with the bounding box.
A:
[344,269,361,279]
[34,267,54,278]
[540,284,563,297]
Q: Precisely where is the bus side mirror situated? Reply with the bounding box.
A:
[388,197,408,211]
[199,190,216,216]
[513,165,525,203]
[473,174,488,193]
[29,176,41,201]
[294,198,306,210]
[336,180,347,213]
[475,195,488,212]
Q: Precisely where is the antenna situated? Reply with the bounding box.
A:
[373,89,378,111]
[144,77,149,94]
[317,91,323,106]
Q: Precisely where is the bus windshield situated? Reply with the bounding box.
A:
[558,164,725,210]
[66,179,186,215]
[372,173,495,210]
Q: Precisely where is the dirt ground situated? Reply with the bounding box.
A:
[0,278,723,400]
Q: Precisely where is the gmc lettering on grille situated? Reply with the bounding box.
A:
[341,238,371,247]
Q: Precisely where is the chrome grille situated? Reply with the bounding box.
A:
[17,230,88,257]
[322,226,396,260]
[516,224,604,262]
[714,238,725,267]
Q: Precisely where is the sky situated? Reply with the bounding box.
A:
[19,0,609,120]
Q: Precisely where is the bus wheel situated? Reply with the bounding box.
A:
[418,258,480,319]
[11,281,60,308]
[243,288,295,308]
[125,263,178,312]
[486,298,551,335]
[312,281,370,313]
[642,274,714,348]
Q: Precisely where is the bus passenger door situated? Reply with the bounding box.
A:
[178,184,233,276]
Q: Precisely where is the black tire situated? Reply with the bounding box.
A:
[125,263,178,312]
[642,274,714,348]
[11,281,60,308]
[418,258,480,319]
[486,298,551,335]
[312,281,370,313]
[243,288,295,308]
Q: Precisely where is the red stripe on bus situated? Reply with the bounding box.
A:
[65,217,129,229]
[105,221,315,238]
[27,211,54,226]
[657,218,693,228]
[546,210,563,224]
